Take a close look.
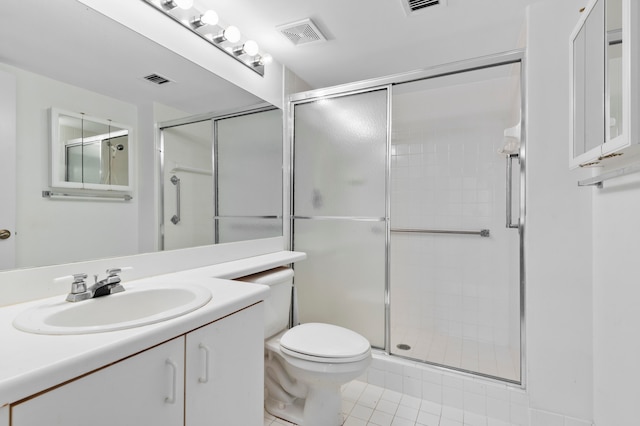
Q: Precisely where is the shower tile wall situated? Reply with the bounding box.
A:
[390,117,520,382]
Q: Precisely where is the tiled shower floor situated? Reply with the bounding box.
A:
[390,327,519,383]
[263,380,519,426]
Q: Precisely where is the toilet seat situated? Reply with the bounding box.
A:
[279,323,371,363]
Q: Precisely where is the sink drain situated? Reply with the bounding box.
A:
[396,343,411,351]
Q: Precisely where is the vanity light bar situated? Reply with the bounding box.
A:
[141,0,266,76]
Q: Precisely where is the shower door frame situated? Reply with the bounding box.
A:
[157,102,277,250]
[285,49,527,386]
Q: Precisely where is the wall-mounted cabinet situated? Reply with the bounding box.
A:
[570,0,639,168]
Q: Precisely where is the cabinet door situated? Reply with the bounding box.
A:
[11,337,185,426]
[185,304,264,426]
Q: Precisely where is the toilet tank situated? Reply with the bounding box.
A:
[235,267,293,339]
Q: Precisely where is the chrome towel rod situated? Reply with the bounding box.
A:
[391,228,490,237]
[578,163,640,188]
[42,191,132,201]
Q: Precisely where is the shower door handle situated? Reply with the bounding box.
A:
[506,154,519,229]
[170,175,181,225]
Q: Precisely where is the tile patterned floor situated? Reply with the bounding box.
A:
[264,380,518,426]
[390,327,520,383]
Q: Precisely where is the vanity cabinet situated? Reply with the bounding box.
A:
[570,0,639,168]
[185,303,264,425]
[10,304,263,426]
[11,337,185,426]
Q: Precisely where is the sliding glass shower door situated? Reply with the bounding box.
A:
[290,54,524,384]
[389,63,522,382]
[292,89,389,349]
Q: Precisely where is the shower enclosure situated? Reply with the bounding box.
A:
[289,52,525,384]
[159,105,283,250]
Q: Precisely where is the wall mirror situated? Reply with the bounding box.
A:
[160,106,283,251]
[50,109,132,191]
[570,0,624,168]
[0,0,278,272]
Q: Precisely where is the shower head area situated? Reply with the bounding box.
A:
[289,53,524,384]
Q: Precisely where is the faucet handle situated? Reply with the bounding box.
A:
[56,273,91,302]
[55,273,88,292]
[105,266,132,276]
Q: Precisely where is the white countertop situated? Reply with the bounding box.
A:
[0,250,306,408]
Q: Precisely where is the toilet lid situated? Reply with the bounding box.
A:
[280,323,370,362]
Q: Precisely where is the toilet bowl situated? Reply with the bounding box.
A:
[237,267,372,426]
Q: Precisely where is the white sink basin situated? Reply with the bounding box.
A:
[13,284,212,335]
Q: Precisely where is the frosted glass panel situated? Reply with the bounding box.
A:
[294,90,387,217]
[163,121,214,251]
[217,109,282,217]
[216,217,281,244]
[294,219,386,348]
[390,64,521,383]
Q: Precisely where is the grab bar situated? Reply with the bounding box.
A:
[170,175,181,225]
[390,228,490,237]
[506,153,519,229]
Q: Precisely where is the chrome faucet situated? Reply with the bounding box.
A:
[65,268,126,302]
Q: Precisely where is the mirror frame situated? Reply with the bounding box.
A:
[50,108,134,192]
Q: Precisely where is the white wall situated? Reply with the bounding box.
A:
[526,0,594,422]
[0,63,140,269]
[592,157,640,425]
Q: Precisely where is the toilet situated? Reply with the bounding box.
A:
[237,267,371,426]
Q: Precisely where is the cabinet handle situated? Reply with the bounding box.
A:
[198,343,210,384]
[165,359,177,404]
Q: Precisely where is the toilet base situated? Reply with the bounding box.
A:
[265,397,304,425]
[266,395,345,426]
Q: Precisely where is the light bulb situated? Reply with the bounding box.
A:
[191,9,218,28]
[224,26,241,43]
[174,0,193,9]
[201,10,218,25]
[243,40,259,56]
[260,54,273,65]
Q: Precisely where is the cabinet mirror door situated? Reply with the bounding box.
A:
[572,0,605,160]
[51,108,133,191]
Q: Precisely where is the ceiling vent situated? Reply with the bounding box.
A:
[143,73,172,85]
[277,19,327,46]
[401,0,447,15]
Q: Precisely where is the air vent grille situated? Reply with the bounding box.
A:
[409,0,440,11]
[143,73,171,85]
[277,19,327,46]
[401,0,447,15]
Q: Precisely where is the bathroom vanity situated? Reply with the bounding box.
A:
[0,247,306,426]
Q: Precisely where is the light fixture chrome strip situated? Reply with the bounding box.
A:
[140,0,267,76]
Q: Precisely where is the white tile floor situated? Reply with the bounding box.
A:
[390,327,520,382]
[264,380,520,426]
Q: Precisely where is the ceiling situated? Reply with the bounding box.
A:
[0,0,542,113]
[205,0,540,89]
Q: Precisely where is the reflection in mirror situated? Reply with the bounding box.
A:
[0,0,274,271]
[216,108,283,243]
[160,106,283,250]
[162,119,214,251]
[606,0,623,141]
[53,110,131,189]
[572,0,605,157]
